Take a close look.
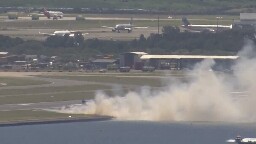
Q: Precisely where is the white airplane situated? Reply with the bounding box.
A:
[226,135,256,144]
[102,21,148,33]
[39,30,88,37]
[181,17,232,33]
[42,8,63,19]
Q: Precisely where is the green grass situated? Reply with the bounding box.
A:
[0,77,50,87]
[40,75,164,87]
[39,72,192,87]
[0,84,112,104]
[0,110,94,123]
[0,71,191,104]
[0,0,255,13]
[0,72,190,122]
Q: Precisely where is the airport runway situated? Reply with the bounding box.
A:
[0,14,233,41]
[0,15,178,21]
[0,100,82,111]
[0,15,167,40]
[0,15,232,22]
[0,27,159,40]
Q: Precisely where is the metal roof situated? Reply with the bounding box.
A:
[140,55,239,60]
[240,13,256,20]
[123,52,148,55]
[92,59,117,63]
[0,52,8,55]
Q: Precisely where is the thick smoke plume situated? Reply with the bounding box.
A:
[57,41,256,122]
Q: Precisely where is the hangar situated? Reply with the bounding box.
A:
[119,52,238,70]
[119,52,148,69]
[140,55,238,70]
[233,13,256,30]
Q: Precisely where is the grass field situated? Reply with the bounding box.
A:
[0,0,255,13]
[41,75,167,87]
[0,71,192,122]
[0,110,94,123]
[0,71,190,104]
[0,76,50,87]
[0,70,232,123]
[0,84,112,104]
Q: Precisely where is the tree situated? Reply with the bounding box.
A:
[162,25,180,39]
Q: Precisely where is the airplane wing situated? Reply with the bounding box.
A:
[70,31,89,35]
[82,33,89,36]
[242,138,256,143]
[190,24,232,29]
[69,31,89,37]
[226,139,236,143]
[101,26,114,29]
[133,26,149,29]
[39,31,55,36]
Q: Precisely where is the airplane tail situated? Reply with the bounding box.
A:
[182,17,190,26]
[42,8,50,19]
[129,17,133,25]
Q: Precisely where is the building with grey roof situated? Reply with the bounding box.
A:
[233,13,256,30]
[92,59,117,69]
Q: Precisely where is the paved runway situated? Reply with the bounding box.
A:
[0,100,82,111]
[0,16,180,21]
[0,14,233,41]
[0,15,232,22]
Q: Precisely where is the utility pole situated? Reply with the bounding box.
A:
[216,16,222,32]
[158,16,160,35]
[157,16,160,49]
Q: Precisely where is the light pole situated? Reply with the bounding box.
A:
[216,16,223,32]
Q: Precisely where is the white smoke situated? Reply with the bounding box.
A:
[56,40,256,122]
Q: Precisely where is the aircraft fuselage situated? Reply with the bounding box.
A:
[112,24,132,33]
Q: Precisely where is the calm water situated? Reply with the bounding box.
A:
[1,120,256,144]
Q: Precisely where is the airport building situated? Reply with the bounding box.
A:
[119,52,238,70]
[0,52,8,65]
[119,52,148,69]
[140,55,238,70]
[233,13,256,30]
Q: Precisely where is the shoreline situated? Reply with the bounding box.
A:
[0,116,113,127]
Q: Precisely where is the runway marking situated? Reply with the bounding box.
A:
[0,83,7,86]
[17,103,33,106]
[230,91,248,94]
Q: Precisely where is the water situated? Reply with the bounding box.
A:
[1,120,256,144]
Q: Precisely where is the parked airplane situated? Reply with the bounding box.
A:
[39,30,88,37]
[226,135,256,144]
[42,8,63,19]
[181,17,232,33]
[102,19,148,33]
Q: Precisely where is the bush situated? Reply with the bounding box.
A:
[31,14,39,20]
[8,13,18,19]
